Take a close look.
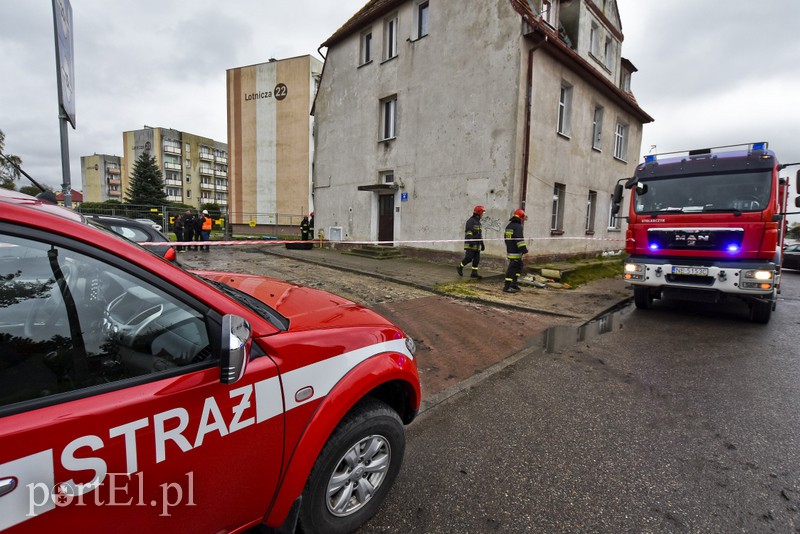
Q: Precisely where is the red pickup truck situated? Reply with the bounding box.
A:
[0,189,420,533]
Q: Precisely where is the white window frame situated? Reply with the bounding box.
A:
[416,1,429,39]
[592,106,604,150]
[614,122,629,161]
[586,190,597,233]
[551,183,566,231]
[384,15,398,60]
[381,170,395,184]
[542,0,554,27]
[590,23,600,57]
[604,37,613,68]
[360,29,373,65]
[557,84,573,137]
[381,96,397,140]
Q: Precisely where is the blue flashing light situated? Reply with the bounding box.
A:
[726,244,740,254]
[644,154,656,163]
[752,142,767,151]
[649,243,660,251]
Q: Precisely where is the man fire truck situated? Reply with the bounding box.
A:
[613,142,799,323]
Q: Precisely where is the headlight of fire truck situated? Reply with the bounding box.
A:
[624,262,645,281]
[740,269,774,290]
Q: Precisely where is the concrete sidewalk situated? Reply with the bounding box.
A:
[263,244,632,321]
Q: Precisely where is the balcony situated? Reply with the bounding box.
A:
[163,145,181,155]
[200,182,214,191]
[216,156,228,165]
[106,167,121,175]
[165,179,182,187]
[107,189,121,197]
[199,151,214,161]
[214,169,227,178]
[216,199,228,206]
[106,178,121,186]
[164,162,182,171]
[166,195,183,202]
[199,166,213,176]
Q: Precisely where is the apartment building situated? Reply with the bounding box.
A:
[226,55,322,231]
[81,154,123,203]
[312,0,653,258]
[121,126,228,208]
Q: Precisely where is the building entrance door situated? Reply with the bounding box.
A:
[378,194,395,245]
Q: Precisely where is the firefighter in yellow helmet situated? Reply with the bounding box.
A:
[457,205,486,279]
[503,208,528,293]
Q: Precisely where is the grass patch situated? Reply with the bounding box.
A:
[558,259,623,287]
[434,281,481,297]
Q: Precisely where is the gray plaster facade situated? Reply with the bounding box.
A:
[313,0,652,259]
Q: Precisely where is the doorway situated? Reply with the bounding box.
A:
[378,194,395,245]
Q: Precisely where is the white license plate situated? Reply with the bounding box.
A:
[672,266,709,276]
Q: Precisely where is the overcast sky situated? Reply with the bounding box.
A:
[2,0,799,217]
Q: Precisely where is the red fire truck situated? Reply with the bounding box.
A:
[614,142,799,323]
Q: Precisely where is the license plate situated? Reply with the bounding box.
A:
[672,266,709,276]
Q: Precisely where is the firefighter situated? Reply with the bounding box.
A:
[300,215,311,240]
[457,205,486,279]
[503,208,528,293]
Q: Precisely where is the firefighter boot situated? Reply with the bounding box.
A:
[456,264,464,276]
[471,269,483,280]
[503,281,519,293]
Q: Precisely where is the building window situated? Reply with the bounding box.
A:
[557,84,572,137]
[185,143,190,152]
[384,16,398,60]
[186,174,191,183]
[614,122,629,161]
[592,106,604,150]
[608,195,622,230]
[604,37,614,68]
[621,71,631,93]
[360,30,373,64]
[187,190,192,198]
[185,158,190,169]
[381,171,395,184]
[417,1,429,38]
[542,0,554,26]
[381,96,397,140]
[590,23,600,57]
[586,190,597,233]
[552,183,566,231]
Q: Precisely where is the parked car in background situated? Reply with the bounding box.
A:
[134,218,162,232]
[784,243,800,270]
[87,214,177,262]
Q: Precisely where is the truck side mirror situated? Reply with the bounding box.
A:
[611,183,624,215]
[220,314,251,384]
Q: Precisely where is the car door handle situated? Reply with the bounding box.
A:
[0,477,18,498]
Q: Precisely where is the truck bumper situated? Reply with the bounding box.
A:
[623,256,778,302]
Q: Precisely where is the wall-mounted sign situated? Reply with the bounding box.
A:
[244,83,288,103]
[401,192,409,202]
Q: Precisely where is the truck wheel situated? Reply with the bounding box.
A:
[299,398,405,534]
[749,299,772,324]
[633,286,653,309]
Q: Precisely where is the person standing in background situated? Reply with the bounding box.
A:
[173,213,184,252]
[200,209,212,252]
[183,210,195,251]
[457,205,486,279]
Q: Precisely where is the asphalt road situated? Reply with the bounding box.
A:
[359,271,800,533]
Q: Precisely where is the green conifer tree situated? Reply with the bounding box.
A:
[0,129,22,191]
[125,151,167,205]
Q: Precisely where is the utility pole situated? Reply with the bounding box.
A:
[52,0,76,207]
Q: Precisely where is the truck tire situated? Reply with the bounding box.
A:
[633,286,653,309]
[299,398,405,534]
[749,299,772,324]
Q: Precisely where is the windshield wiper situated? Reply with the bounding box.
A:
[701,206,742,216]
[201,278,289,331]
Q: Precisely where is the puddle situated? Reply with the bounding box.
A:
[543,304,633,353]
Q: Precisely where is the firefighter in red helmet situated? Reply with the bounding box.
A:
[503,208,528,292]
[457,205,486,279]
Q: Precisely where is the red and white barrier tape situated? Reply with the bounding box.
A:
[138,236,625,247]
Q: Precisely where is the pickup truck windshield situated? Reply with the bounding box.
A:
[634,170,772,215]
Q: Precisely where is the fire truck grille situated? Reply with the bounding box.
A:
[647,228,744,251]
